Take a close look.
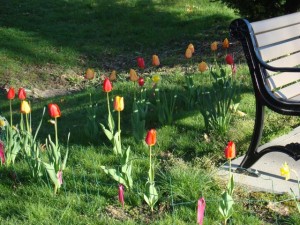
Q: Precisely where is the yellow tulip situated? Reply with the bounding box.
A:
[211,41,218,51]
[152,74,160,83]
[114,96,124,112]
[280,162,290,180]
[20,100,31,114]
[223,38,229,49]
[129,69,138,81]
[198,61,208,73]
[185,48,192,59]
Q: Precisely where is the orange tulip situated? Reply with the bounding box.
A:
[223,38,229,49]
[185,48,192,59]
[20,100,31,114]
[198,61,208,72]
[85,68,95,80]
[211,41,218,51]
[109,70,117,81]
[129,69,138,81]
[103,78,113,92]
[145,129,156,146]
[48,103,61,118]
[188,43,195,53]
[224,141,236,160]
[7,87,15,100]
[18,88,26,100]
[114,96,124,112]
[152,55,160,66]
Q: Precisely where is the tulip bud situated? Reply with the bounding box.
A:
[118,184,125,208]
[114,96,124,112]
[0,141,6,164]
[224,141,236,160]
[109,70,117,81]
[85,68,95,80]
[137,57,145,69]
[48,103,61,118]
[138,77,145,87]
[129,69,138,82]
[103,78,113,92]
[18,88,26,100]
[20,100,31,114]
[145,129,157,146]
[185,48,192,59]
[211,41,218,51]
[188,43,195,53]
[152,55,160,66]
[7,87,15,100]
[223,38,229,49]
[198,61,208,73]
[225,54,234,65]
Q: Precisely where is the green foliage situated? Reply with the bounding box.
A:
[200,65,240,135]
[216,0,300,20]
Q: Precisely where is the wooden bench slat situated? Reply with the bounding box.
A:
[251,12,300,34]
[266,72,300,90]
[265,52,300,75]
[254,24,300,47]
[259,39,300,61]
[273,82,300,99]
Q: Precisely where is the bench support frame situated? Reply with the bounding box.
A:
[230,18,300,168]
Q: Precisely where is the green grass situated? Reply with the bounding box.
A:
[1,0,300,224]
[0,0,237,89]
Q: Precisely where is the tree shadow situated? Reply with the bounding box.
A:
[0,0,237,71]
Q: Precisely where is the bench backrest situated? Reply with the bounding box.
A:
[250,12,300,100]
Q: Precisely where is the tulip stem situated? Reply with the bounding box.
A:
[106,92,111,116]
[25,114,30,133]
[118,110,121,148]
[55,117,58,147]
[149,145,152,183]
[9,100,13,126]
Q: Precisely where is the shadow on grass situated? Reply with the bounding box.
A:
[0,0,236,70]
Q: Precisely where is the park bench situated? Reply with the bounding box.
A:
[229,12,300,169]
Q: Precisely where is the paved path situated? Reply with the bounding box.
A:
[219,126,300,196]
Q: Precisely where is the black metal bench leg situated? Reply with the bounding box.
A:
[239,100,265,168]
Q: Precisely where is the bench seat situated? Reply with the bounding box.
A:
[229,12,300,168]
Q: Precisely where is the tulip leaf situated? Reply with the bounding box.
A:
[219,191,234,219]
[43,162,59,188]
[100,123,113,141]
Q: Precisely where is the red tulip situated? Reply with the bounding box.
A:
[103,78,113,92]
[224,141,236,160]
[18,88,26,100]
[7,87,15,100]
[138,77,145,87]
[145,129,156,147]
[48,103,61,118]
[137,57,145,69]
[118,184,124,208]
[225,54,234,65]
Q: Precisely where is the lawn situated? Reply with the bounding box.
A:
[1,0,300,225]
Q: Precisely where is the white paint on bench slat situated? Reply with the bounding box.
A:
[267,72,300,90]
[251,12,300,34]
[273,82,300,99]
[265,52,300,75]
[259,39,300,61]
[254,24,300,47]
